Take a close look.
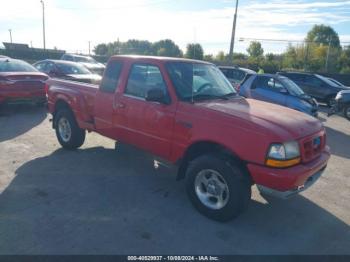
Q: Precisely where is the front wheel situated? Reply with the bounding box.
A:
[344,105,350,120]
[55,109,85,149]
[186,154,251,222]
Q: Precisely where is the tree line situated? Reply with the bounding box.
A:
[93,24,350,74]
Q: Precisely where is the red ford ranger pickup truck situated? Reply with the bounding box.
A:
[47,55,330,221]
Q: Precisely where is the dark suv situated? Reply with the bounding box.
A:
[278,72,350,106]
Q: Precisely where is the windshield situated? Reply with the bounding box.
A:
[316,74,339,88]
[279,76,304,96]
[56,63,91,75]
[74,56,97,64]
[0,59,38,72]
[166,62,236,101]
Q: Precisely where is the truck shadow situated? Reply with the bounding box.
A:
[0,104,47,142]
[0,145,349,254]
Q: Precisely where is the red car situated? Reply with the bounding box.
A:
[0,58,48,105]
[46,55,330,221]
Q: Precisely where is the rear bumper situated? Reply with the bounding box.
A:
[247,147,330,198]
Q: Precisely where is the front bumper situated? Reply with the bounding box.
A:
[257,166,326,199]
[247,148,330,198]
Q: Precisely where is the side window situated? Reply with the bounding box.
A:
[221,69,233,79]
[305,75,322,86]
[46,62,55,73]
[288,74,304,82]
[256,77,283,91]
[34,62,46,72]
[64,55,73,61]
[125,64,168,99]
[231,69,245,81]
[256,76,270,89]
[100,61,123,93]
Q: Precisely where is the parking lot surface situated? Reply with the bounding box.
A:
[0,104,349,254]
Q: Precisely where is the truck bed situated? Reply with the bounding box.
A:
[47,78,99,126]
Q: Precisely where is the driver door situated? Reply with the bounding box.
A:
[113,63,176,159]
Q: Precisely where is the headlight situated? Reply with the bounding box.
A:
[336,92,342,100]
[266,141,300,168]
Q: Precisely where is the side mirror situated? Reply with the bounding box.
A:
[145,88,169,104]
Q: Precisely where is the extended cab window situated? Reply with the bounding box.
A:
[125,64,167,99]
[100,61,123,93]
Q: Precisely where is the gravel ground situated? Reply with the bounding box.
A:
[0,104,349,255]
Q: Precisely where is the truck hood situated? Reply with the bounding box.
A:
[65,74,101,84]
[197,97,323,140]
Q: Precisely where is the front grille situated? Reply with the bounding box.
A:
[301,131,326,163]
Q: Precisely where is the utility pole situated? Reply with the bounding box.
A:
[304,41,309,71]
[40,0,46,50]
[229,0,239,62]
[8,29,12,43]
[325,37,332,72]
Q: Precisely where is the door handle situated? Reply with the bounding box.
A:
[116,103,125,109]
[115,102,126,109]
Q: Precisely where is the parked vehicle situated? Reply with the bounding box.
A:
[239,74,318,117]
[34,60,101,84]
[278,71,350,106]
[0,57,48,105]
[60,54,105,75]
[218,66,256,90]
[46,55,330,221]
[328,90,350,120]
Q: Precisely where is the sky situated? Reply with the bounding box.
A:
[1,0,350,55]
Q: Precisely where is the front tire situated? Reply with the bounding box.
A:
[186,154,251,222]
[55,109,85,149]
[344,105,350,120]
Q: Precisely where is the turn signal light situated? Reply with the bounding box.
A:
[266,157,301,168]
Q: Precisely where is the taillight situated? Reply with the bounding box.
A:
[44,83,49,94]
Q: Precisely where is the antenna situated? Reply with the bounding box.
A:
[191,27,197,104]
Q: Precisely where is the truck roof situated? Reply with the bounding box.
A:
[109,55,213,65]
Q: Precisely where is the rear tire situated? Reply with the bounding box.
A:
[186,154,251,222]
[55,109,85,149]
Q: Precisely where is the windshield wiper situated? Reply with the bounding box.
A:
[219,92,237,99]
[191,94,226,101]
[188,93,236,102]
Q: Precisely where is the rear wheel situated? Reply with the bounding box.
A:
[55,109,85,149]
[344,105,350,120]
[186,154,251,222]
